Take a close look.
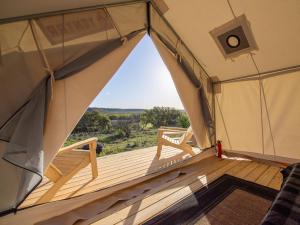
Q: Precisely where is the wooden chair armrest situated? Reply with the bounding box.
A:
[162,131,186,135]
[59,137,98,152]
[159,126,188,131]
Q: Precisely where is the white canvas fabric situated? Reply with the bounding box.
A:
[215,70,300,161]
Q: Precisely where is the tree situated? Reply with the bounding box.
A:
[176,113,190,128]
[73,111,111,133]
[140,106,181,128]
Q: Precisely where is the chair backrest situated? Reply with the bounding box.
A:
[178,126,193,144]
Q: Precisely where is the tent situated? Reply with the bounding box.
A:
[0,0,299,216]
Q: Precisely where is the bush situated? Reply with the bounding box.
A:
[73,111,112,133]
[115,120,132,138]
[176,113,190,128]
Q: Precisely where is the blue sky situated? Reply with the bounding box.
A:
[90,35,184,110]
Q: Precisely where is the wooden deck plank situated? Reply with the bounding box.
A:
[225,160,252,176]
[256,166,280,186]
[243,163,270,182]
[268,170,283,190]
[234,162,260,178]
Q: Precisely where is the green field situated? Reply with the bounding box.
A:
[65,128,158,157]
[65,106,188,157]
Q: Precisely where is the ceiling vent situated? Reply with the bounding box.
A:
[210,15,258,59]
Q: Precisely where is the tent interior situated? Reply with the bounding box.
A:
[0,0,300,224]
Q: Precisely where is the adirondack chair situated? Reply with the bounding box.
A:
[37,138,98,204]
[156,126,196,158]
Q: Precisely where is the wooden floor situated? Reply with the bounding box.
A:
[21,146,201,208]
[83,154,284,225]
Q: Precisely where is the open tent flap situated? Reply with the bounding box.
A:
[151,34,213,149]
[150,4,214,149]
[0,2,146,213]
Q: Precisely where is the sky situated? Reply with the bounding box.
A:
[90,35,184,110]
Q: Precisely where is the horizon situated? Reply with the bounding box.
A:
[89,106,184,110]
[90,35,184,110]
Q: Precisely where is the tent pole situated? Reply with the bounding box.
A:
[150,2,211,80]
[146,1,151,35]
[214,64,300,84]
[212,81,217,148]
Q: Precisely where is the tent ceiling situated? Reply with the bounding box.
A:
[2,0,300,81]
[163,0,300,81]
[0,0,142,21]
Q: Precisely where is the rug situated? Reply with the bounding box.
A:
[144,174,278,225]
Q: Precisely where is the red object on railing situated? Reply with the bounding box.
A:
[217,140,222,158]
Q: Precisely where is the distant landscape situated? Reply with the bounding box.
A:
[87,107,146,114]
[66,106,189,157]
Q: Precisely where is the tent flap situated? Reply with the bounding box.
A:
[0,2,146,213]
[150,4,214,148]
[151,32,212,149]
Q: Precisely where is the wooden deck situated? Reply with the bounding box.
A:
[1,147,285,225]
[22,146,201,208]
[84,155,284,225]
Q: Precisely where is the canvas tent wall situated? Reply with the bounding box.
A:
[0,0,300,215]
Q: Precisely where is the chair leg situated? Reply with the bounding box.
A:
[182,145,196,156]
[90,156,98,179]
[89,141,98,179]
[157,143,162,158]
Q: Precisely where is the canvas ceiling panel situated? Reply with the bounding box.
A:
[261,72,300,160]
[30,3,146,72]
[43,32,144,167]
[229,0,300,73]
[162,0,258,80]
[32,10,120,71]
[108,3,146,36]
[0,21,46,127]
[215,80,262,153]
[0,0,135,20]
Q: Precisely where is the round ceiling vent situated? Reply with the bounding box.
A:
[210,15,258,58]
[226,35,240,48]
